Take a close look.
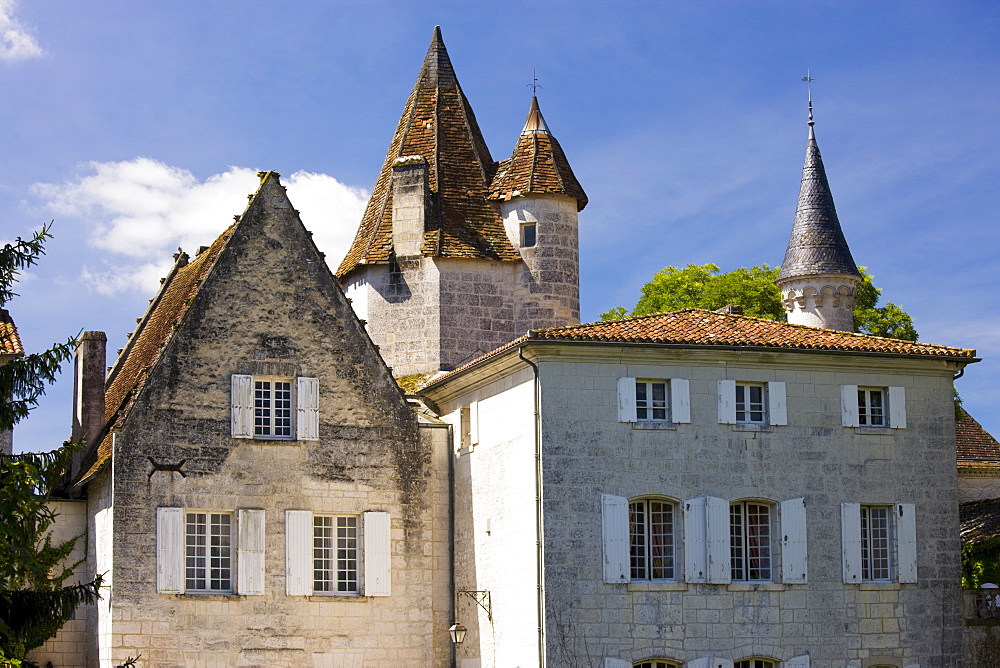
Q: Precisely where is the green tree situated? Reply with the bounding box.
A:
[603,262,918,341]
[0,226,103,664]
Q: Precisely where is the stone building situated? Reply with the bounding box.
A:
[27,26,979,668]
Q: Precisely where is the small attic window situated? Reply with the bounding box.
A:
[521,223,537,248]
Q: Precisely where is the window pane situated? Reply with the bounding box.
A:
[629,501,647,579]
[648,501,673,579]
[730,504,744,581]
[186,512,230,592]
[635,382,648,421]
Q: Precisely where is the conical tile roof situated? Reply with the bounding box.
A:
[337,27,519,277]
[489,97,588,211]
[777,125,860,281]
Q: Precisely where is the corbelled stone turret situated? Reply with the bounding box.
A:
[776,107,861,332]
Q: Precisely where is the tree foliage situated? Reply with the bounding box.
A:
[0,226,103,663]
[602,262,918,341]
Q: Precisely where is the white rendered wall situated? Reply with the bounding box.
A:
[447,367,540,667]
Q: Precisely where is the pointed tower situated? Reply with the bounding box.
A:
[489,96,588,335]
[776,105,861,332]
[338,29,584,376]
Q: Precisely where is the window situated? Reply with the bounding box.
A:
[718,380,786,426]
[857,388,885,426]
[736,660,775,668]
[841,502,917,584]
[629,499,675,580]
[841,385,905,429]
[285,510,392,597]
[617,377,690,424]
[730,501,771,581]
[255,380,292,438]
[861,505,891,581]
[185,512,232,592]
[156,508,265,595]
[314,515,359,594]
[521,222,536,247]
[634,661,679,668]
[232,375,319,441]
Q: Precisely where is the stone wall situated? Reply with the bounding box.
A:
[25,499,90,668]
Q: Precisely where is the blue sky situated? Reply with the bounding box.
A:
[2,1,998,451]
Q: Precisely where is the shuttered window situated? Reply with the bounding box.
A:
[617,378,690,424]
[232,374,319,441]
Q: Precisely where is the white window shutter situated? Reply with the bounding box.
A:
[768,381,787,426]
[896,503,917,583]
[718,379,736,424]
[231,374,254,438]
[781,497,808,584]
[684,496,708,583]
[296,376,320,441]
[841,503,862,583]
[469,400,480,445]
[841,384,859,427]
[889,386,907,429]
[601,494,630,583]
[617,377,637,422]
[706,496,731,584]
[603,659,630,668]
[363,511,391,596]
[670,378,691,423]
[237,509,265,595]
[157,507,184,594]
[285,510,313,596]
[786,655,811,668]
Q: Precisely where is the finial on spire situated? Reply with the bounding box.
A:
[526,68,542,97]
[802,70,815,127]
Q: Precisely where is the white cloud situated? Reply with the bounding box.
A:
[31,158,368,295]
[0,0,42,61]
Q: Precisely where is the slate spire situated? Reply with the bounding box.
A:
[776,104,862,332]
[337,26,518,278]
[777,119,860,281]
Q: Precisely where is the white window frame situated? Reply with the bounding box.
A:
[231,374,319,441]
[629,498,677,581]
[285,510,392,597]
[156,507,265,595]
[633,660,681,668]
[635,380,669,422]
[313,515,360,595]
[857,387,887,427]
[618,377,690,424]
[735,659,777,668]
[718,380,786,426]
[841,385,906,429]
[730,501,773,582]
[254,378,294,439]
[860,505,892,582]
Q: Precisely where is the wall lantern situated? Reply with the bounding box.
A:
[448,623,468,644]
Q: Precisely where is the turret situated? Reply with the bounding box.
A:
[489,97,588,333]
[776,101,861,332]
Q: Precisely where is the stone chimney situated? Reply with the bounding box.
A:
[390,155,429,258]
[72,331,107,476]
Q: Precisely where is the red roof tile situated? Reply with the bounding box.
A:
[0,309,23,356]
[422,308,976,390]
[957,408,1000,461]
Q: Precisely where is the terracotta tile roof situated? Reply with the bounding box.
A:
[76,204,240,483]
[961,498,1000,545]
[422,308,976,390]
[0,309,23,355]
[337,27,518,278]
[957,408,1000,461]
[488,97,587,211]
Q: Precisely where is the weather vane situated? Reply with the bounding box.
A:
[527,68,542,96]
[802,69,815,125]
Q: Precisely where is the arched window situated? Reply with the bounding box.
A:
[730,501,773,582]
[629,498,676,580]
[634,661,679,668]
[735,659,776,668]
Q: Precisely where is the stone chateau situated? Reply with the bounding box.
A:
[22,26,982,668]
